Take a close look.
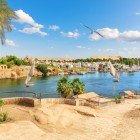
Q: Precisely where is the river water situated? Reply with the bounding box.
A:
[0,71,140,98]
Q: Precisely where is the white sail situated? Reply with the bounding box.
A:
[108,61,119,82]
[25,60,35,86]
[25,76,31,85]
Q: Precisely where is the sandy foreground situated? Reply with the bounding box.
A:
[0,99,140,140]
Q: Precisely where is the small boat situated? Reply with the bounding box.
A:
[77,72,86,75]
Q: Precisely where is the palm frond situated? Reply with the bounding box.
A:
[0,0,17,45]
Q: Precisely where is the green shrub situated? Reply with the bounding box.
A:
[0,99,4,107]
[57,77,85,98]
[57,77,72,98]
[0,112,8,122]
[115,95,123,104]
[0,55,26,67]
[36,64,48,76]
[71,78,85,95]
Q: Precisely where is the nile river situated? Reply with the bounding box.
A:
[0,71,140,98]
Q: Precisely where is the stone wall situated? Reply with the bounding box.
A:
[3,98,76,107]
[3,97,100,108]
[41,98,76,106]
[3,97,38,107]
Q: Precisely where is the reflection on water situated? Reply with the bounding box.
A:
[0,71,140,98]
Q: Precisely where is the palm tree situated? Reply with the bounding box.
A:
[0,0,16,45]
[57,77,72,98]
[71,78,85,95]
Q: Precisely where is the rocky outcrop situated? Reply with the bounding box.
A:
[0,66,41,79]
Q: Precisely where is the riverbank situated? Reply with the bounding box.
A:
[0,98,140,140]
[0,64,140,80]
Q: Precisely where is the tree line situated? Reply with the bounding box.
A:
[73,58,140,66]
[0,55,30,68]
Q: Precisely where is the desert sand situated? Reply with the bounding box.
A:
[0,99,140,140]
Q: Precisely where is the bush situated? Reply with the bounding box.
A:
[36,64,48,76]
[57,77,72,98]
[0,112,8,122]
[71,78,85,95]
[115,95,123,104]
[57,77,85,98]
[0,55,25,67]
[14,58,23,66]
[0,99,4,107]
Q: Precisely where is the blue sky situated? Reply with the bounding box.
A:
[0,0,140,58]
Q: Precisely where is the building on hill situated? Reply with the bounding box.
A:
[35,58,74,63]
[91,56,121,61]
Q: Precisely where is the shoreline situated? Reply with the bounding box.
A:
[0,70,140,80]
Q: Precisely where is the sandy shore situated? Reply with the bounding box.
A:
[0,99,140,140]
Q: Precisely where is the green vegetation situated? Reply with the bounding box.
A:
[120,58,140,67]
[57,77,72,98]
[48,58,135,67]
[36,64,48,76]
[0,99,8,123]
[57,77,85,98]
[0,55,26,68]
[71,78,85,95]
[0,99,4,112]
[0,112,8,122]
[115,95,124,104]
[73,57,140,66]
[0,0,17,45]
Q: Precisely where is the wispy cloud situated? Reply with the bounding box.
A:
[61,30,80,39]
[5,39,16,47]
[49,25,60,31]
[76,45,91,50]
[90,28,140,42]
[97,48,114,52]
[76,45,85,49]
[135,12,140,15]
[19,27,47,36]
[50,46,54,49]
[15,9,47,36]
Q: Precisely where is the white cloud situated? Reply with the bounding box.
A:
[76,45,91,50]
[76,45,85,49]
[119,31,140,42]
[90,28,119,40]
[61,30,80,39]
[49,25,60,31]
[15,9,47,36]
[15,9,38,27]
[97,48,114,52]
[19,27,47,36]
[90,28,140,42]
[136,12,140,15]
[5,39,16,47]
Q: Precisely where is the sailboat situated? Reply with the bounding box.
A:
[25,60,35,87]
[108,61,119,82]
